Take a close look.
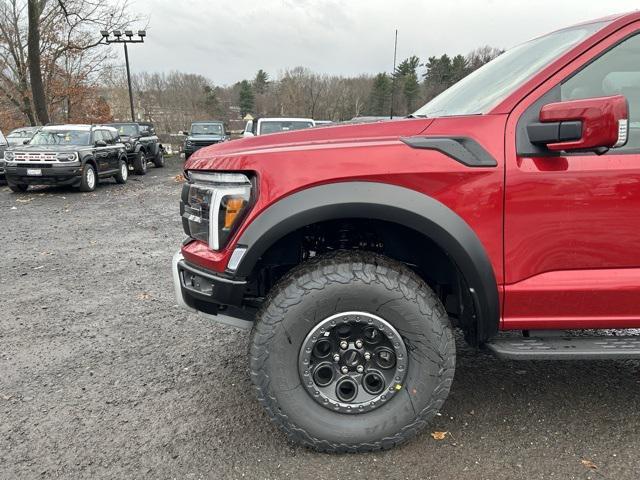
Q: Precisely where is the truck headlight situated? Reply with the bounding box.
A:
[56,152,78,162]
[125,142,133,151]
[181,172,252,250]
[4,151,14,161]
[185,140,193,147]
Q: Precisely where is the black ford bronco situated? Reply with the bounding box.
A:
[182,120,227,160]
[4,124,128,193]
[108,122,164,175]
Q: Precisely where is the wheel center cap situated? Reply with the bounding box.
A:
[342,349,362,368]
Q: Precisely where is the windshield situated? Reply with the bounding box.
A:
[29,130,91,146]
[191,123,223,135]
[110,124,139,137]
[259,120,314,135]
[413,21,609,118]
[8,129,35,138]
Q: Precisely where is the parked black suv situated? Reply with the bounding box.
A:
[182,120,227,160]
[108,122,164,175]
[4,124,128,193]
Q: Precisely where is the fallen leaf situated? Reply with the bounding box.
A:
[174,174,185,183]
[16,198,32,203]
[137,292,152,300]
[581,459,598,470]
[431,431,448,440]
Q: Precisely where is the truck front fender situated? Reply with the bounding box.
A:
[235,181,500,342]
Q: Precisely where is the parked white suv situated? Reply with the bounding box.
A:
[243,117,315,137]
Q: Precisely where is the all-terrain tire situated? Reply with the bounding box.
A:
[133,150,147,175]
[250,251,456,452]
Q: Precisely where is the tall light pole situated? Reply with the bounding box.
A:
[390,29,398,119]
[101,29,146,122]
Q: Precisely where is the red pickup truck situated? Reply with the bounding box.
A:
[173,12,640,452]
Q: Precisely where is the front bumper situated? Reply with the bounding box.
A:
[172,251,254,328]
[5,163,82,186]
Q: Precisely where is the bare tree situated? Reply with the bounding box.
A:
[0,0,142,126]
[27,0,47,123]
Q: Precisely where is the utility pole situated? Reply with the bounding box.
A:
[390,29,398,119]
[101,30,146,122]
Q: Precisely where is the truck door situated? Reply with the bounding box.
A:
[93,130,110,172]
[504,26,640,329]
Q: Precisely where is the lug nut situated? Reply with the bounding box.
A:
[339,340,348,350]
[341,366,349,374]
[356,365,364,373]
[364,352,371,361]
[355,339,363,349]
[333,353,340,362]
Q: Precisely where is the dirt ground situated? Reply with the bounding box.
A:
[1,156,639,479]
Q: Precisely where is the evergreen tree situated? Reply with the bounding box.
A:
[450,54,470,83]
[403,71,420,112]
[392,56,421,115]
[367,73,391,115]
[238,80,255,116]
[253,69,270,94]
[203,85,224,118]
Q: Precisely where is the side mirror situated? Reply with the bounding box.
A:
[181,131,189,136]
[528,95,628,154]
[23,139,30,144]
[95,140,107,147]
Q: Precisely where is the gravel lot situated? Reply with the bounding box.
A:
[1,156,639,479]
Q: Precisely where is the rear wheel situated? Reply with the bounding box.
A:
[250,251,455,452]
[114,159,128,184]
[78,163,97,192]
[133,150,147,175]
[8,183,28,193]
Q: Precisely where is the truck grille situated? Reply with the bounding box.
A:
[13,152,57,162]
[192,140,220,147]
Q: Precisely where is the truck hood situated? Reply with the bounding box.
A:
[186,118,433,169]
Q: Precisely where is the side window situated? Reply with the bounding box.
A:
[561,33,640,151]
[105,130,116,145]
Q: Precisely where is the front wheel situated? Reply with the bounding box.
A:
[78,163,97,192]
[133,150,147,175]
[114,159,128,184]
[250,251,455,452]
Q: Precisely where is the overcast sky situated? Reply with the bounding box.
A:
[128,0,638,85]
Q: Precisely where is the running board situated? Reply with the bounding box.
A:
[486,336,640,360]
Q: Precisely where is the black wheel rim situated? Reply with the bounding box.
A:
[298,311,408,414]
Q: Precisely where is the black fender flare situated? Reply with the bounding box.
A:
[235,181,500,342]
[83,156,97,171]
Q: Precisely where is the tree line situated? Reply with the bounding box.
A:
[111,45,502,134]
